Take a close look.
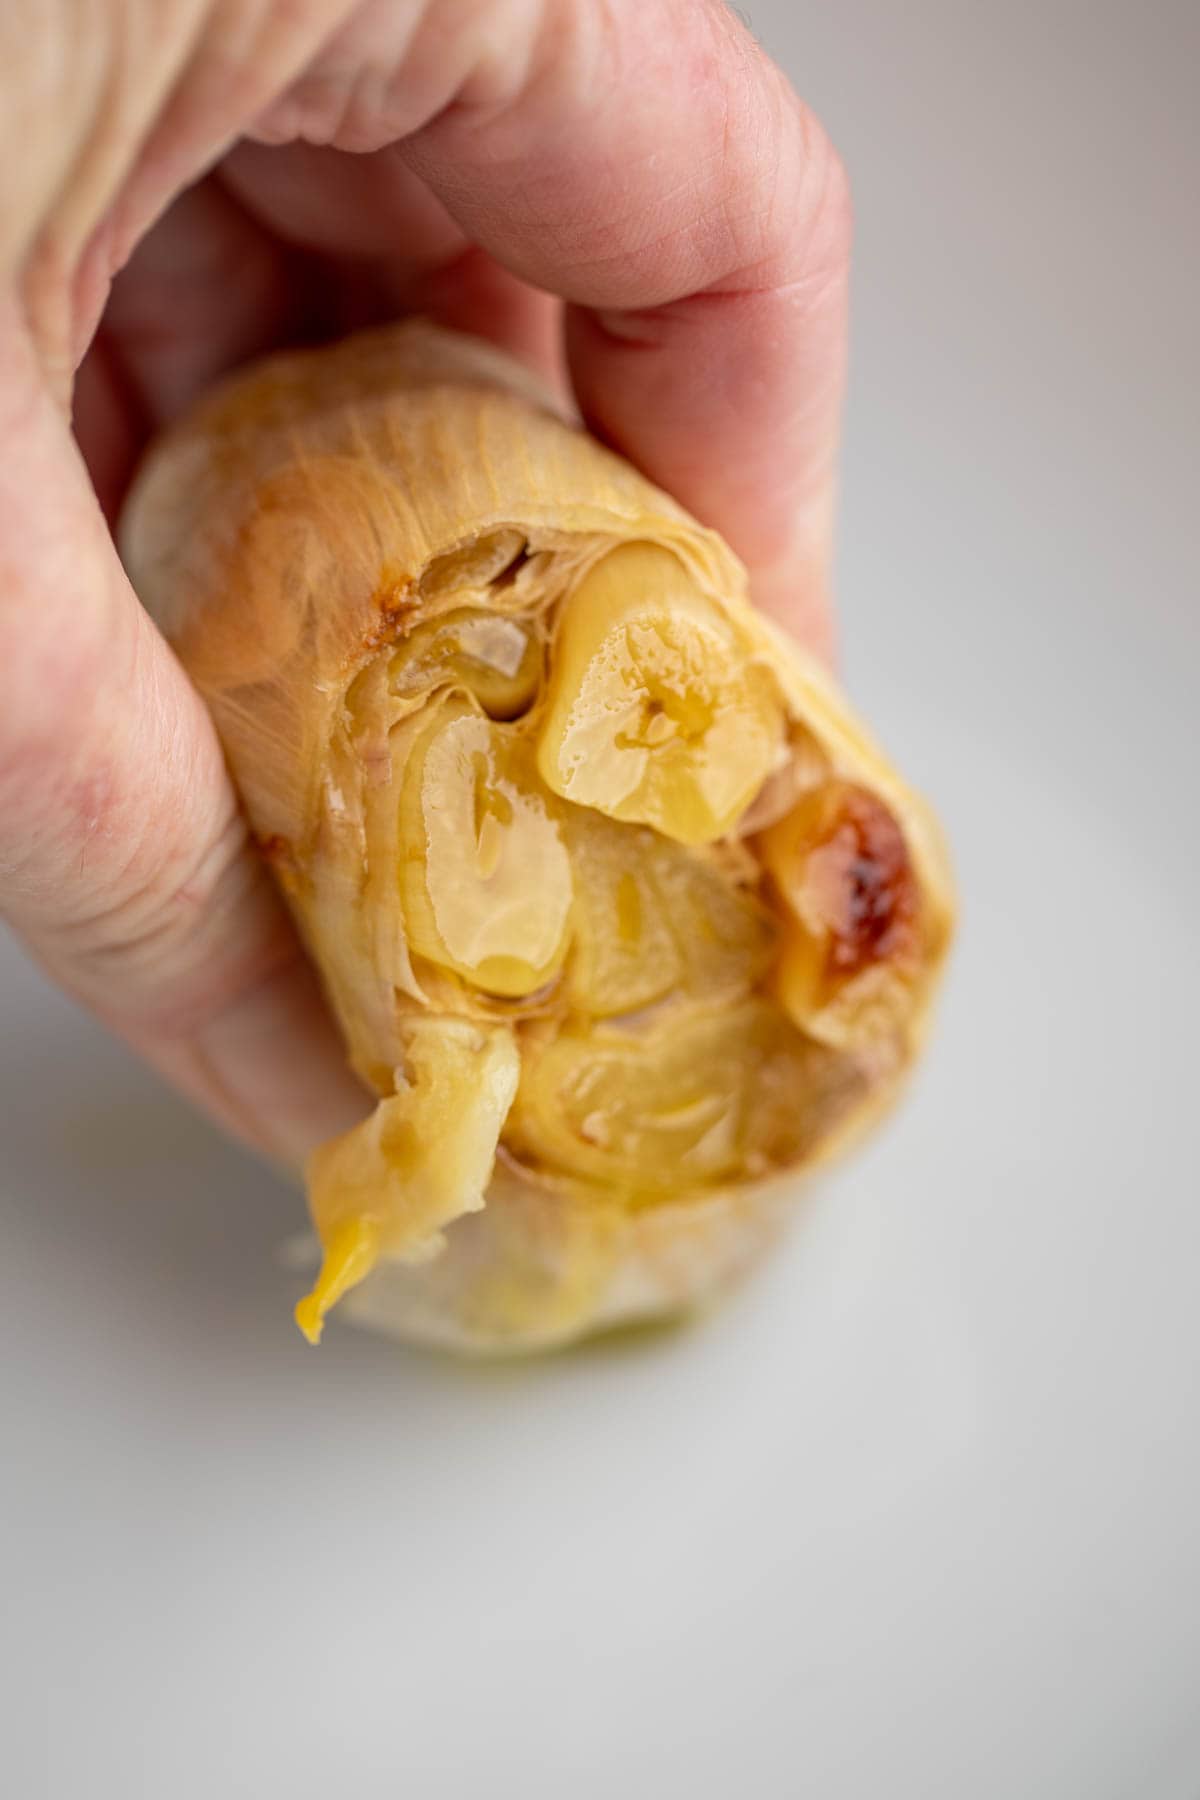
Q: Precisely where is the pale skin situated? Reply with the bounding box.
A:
[0,0,850,1166]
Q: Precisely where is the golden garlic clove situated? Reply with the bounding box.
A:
[389,607,542,720]
[506,998,859,1199]
[651,837,777,1002]
[563,810,775,1019]
[398,695,574,997]
[296,1017,520,1342]
[562,812,684,1017]
[536,544,783,845]
[757,779,923,1047]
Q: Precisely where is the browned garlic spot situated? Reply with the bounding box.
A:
[757,780,923,1047]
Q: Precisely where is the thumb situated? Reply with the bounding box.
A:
[0,308,367,1163]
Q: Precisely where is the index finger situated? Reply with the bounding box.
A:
[261,0,850,651]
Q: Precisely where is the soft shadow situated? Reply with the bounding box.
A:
[2,1003,710,1422]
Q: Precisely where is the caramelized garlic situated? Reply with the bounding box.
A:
[757,779,923,1047]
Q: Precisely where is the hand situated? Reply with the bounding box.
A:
[0,0,850,1165]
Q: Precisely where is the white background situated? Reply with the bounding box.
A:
[2,2,1198,1794]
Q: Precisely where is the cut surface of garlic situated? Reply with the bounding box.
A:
[537,544,784,845]
[398,696,574,998]
[507,998,861,1200]
[390,608,542,719]
[563,809,773,1018]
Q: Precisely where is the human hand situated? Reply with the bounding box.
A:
[0,0,850,1165]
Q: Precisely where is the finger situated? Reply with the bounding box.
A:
[72,176,302,512]
[218,138,565,389]
[70,327,148,526]
[406,0,849,650]
[0,306,368,1164]
[222,136,466,267]
[254,0,851,651]
[89,175,300,428]
[6,0,351,391]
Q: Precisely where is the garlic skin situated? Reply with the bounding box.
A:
[121,321,953,1354]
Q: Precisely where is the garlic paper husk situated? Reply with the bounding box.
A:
[121,321,953,1354]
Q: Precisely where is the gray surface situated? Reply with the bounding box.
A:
[2,2,1199,1795]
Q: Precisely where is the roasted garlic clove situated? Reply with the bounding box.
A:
[390,607,542,720]
[757,779,923,1047]
[563,809,775,1019]
[536,544,783,845]
[562,812,684,1017]
[398,695,574,997]
[296,1017,520,1342]
[507,998,859,1199]
[651,837,776,1003]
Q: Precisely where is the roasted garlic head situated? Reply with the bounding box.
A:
[121,322,952,1353]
